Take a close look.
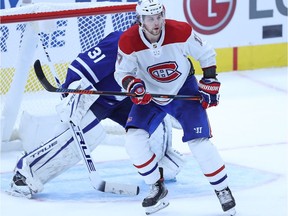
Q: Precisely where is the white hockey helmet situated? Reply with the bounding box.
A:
[136,0,164,16]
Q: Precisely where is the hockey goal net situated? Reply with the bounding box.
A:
[0,2,137,151]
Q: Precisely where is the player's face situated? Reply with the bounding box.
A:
[142,14,164,36]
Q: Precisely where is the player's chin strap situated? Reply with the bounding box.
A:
[37,40,139,195]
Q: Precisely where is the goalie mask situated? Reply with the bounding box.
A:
[136,0,165,26]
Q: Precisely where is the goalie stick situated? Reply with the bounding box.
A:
[69,121,139,196]
[35,49,139,195]
[34,59,202,101]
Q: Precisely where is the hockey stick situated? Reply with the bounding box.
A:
[36,48,139,195]
[34,59,202,101]
[68,121,139,195]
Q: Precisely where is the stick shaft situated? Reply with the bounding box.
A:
[34,59,202,101]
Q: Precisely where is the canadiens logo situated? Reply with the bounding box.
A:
[147,62,181,82]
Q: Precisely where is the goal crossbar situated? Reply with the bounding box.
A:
[0,3,136,24]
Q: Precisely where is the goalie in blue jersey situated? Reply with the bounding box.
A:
[8,31,185,198]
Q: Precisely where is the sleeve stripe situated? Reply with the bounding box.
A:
[68,64,86,79]
[75,57,99,83]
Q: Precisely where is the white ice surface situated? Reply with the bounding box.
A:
[1,67,287,216]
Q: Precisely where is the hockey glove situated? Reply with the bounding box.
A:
[198,78,221,109]
[56,78,98,125]
[127,78,152,105]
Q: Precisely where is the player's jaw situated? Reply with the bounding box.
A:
[144,25,161,36]
[142,14,164,40]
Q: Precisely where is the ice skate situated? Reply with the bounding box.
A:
[6,153,43,199]
[7,171,34,199]
[215,187,236,216]
[142,168,169,215]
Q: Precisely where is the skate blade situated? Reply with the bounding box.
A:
[145,199,169,215]
[226,207,236,216]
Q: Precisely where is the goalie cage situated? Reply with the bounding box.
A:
[0,1,136,151]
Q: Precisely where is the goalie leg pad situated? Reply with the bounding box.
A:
[158,148,186,181]
[149,115,172,162]
[11,110,106,194]
[149,115,185,180]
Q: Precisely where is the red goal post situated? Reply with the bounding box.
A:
[0,2,136,150]
[1,3,136,24]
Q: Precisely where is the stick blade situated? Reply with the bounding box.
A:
[33,59,57,92]
[104,182,140,196]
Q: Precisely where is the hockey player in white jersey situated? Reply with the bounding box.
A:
[114,0,236,215]
[8,31,185,199]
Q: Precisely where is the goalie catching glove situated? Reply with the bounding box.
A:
[56,78,98,125]
[125,77,152,105]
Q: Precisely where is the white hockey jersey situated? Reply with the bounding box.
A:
[115,19,216,105]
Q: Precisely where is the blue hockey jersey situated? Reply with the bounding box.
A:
[62,31,124,106]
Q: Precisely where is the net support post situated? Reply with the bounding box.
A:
[1,22,38,144]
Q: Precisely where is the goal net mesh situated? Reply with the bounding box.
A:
[0,2,136,146]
